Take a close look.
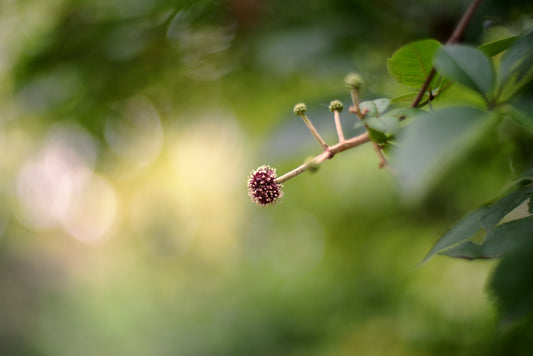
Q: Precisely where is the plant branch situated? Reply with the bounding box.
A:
[274,0,482,185]
[409,0,483,109]
[299,113,329,151]
[276,132,370,183]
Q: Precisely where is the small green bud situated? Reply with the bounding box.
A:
[329,100,343,113]
[305,157,319,173]
[293,103,307,116]
[344,72,364,90]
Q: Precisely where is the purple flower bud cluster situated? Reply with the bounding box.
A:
[247,165,283,206]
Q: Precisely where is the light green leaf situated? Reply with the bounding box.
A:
[479,36,518,57]
[360,98,391,117]
[393,107,491,199]
[387,39,441,89]
[365,115,399,136]
[434,45,495,99]
[422,207,487,263]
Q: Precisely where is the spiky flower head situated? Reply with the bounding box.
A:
[293,103,307,116]
[247,165,283,206]
[329,100,344,112]
[344,72,364,90]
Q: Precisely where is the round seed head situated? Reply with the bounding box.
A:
[293,103,307,116]
[247,165,283,206]
[344,72,364,90]
[329,100,344,112]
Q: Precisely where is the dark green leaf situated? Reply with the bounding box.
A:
[387,39,441,89]
[422,207,487,263]
[482,216,533,256]
[433,45,495,99]
[441,216,533,260]
[393,107,491,199]
[489,235,533,324]
[479,36,518,57]
[439,241,484,260]
[481,185,533,231]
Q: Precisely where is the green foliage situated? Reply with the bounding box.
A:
[434,45,495,101]
[390,27,533,326]
[387,39,441,89]
[393,107,491,198]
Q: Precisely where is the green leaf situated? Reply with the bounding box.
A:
[367,127,388,144]
[365,115,399,136]
[393,107,491,199]
[439,241,484,260]
[422,207,487,263]
[481,185,533,231]
[489,233,533,324]
[434,45,495,99]
[387,39,441,89]
[440,215,533,260]
[500,31,533,87]
[360,98,391,117]
[502,105,533,132]
[391,92,423,104]
[479,36,518,57]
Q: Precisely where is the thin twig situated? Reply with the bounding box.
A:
[409,0,483,109]
[299,113,329,151]
[333,110,345,142]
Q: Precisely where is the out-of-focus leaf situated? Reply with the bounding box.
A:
[391,92,422,103]
[481,185,533,231]
[422,207,487,263]
[367,128,388,144]
[365,115,399,136]
[441,216,533,260]
[360,98,391,117]
[434,45,495,99]
[500,31,533,87]
[489,234,533,325]
[479,36,518,57]
[393,107,491,199]
[387,39,441,88]
[503,105,533,132]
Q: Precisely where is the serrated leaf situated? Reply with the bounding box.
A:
[387,39,441,89]
[434,45,495,99]
[489,232,533,324]
[360,98,391,117]
[422,207,487,263]
[481,185,533,231]
[393,107,490,199]
[479,36,518,57]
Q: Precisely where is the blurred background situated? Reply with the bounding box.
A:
[1,0,533,355]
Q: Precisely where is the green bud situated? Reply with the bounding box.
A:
[305,157,319,173]
[344,72,364,90]
[293,103,307,116]
[329,100,343,113]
